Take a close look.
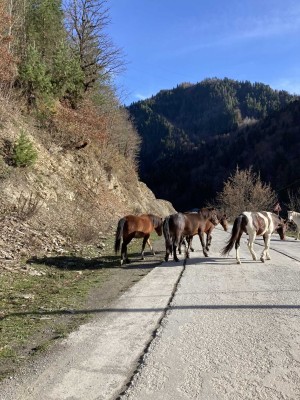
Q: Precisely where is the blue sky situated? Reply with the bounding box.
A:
[107,0,300,105]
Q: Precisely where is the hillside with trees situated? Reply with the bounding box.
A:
[127,79,299,210]
[0,0,299,384]
[0,0,174,265]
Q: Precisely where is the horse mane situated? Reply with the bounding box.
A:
[149,214,162,228]
[199,207,216,219]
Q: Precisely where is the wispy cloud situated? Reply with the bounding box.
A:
[272,78,300,95]
[134,93,151,101]
[235,6,300,40]
[172,3,300,56]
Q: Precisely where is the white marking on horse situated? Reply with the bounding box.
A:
[288,211,300,240]
[222,211,286,264]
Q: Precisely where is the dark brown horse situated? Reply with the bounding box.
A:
[221,211,287,264]
[163,208,219,262]
[180,211,229,254]
[114,214,163,265]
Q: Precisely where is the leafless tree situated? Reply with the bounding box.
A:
[216,166,277,218]
[286,188,300,212]
[64,0,124,91]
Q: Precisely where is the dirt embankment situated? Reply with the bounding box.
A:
[0,96,175,269]
[0,95,175,382]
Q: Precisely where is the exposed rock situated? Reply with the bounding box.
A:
[0,99,176,272]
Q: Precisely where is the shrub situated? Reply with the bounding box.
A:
[12,131,38,167]
[217,166,277,218]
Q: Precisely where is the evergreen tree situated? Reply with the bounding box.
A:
[18,44,52,101]
[51,41,84,106]
[17,0,85,106]
[25,0,65,62]
[13,131,38,167]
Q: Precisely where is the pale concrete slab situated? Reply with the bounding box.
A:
[0,262,183,400]
[121,228,300,400]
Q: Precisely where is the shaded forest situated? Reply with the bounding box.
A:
[127,78,300,210]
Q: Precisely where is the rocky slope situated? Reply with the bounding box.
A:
[0,96,175,270]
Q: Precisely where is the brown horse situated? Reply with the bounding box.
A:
[163,207,219,262]
[180,211,229,254]
[221,211,287,264]
[114,214,163,265]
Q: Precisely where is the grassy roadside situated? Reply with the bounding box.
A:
[0,235,163,381]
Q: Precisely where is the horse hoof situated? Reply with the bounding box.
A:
[165,256,169,262]
[174,258,179,262]
[237,260,241,265]
[204,253,209,257]
[126,259,130,264]
[260,257,265,263]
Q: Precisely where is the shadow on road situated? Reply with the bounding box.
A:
[4,302,300,321]
[27,250,166,271]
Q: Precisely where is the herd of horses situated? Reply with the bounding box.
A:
[114,209,300,265]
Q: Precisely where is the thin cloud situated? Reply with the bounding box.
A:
[171,4,300,57]
[272,78,300,95]
[134,93,151,101]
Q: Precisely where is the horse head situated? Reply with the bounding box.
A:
[287,210,294,221]
[209,208,219,226]
[219,213,229,232]
[276,217,287,240]
[198,207,219,226]
[153,215,163,236]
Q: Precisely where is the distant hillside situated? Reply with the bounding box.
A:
[127,78,299,210]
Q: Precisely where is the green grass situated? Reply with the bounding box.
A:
[0,235,152,380]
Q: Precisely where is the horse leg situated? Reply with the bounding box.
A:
[141,235,149,260]
[172,244,179,261]
[235,231,244,264]
[297,228,300,240]
[121,242,130,265]
[206,229,212,251]
[247,233,257,261]
[164,237,173,262]
[147,238,156,255]
[185,236,194,258]
[198,231,208,257]
[189,236,194,252]
[178,236,184,255]
[141,235,154,259]
[261,234,271,262]
[121,236,132,265]
[172,234,181,262]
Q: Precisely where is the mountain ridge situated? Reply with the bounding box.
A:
[127,78,299,210]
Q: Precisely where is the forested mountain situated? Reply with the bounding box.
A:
[127,78,299,210]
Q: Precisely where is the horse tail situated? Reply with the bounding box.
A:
[163,216,172,249]
[221,215,243,255]
[114,218,126,254]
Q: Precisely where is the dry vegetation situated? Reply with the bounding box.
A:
[0,90,174,269]
[0,0,176,383]
[216,167,277,218]
[0,86,174,382]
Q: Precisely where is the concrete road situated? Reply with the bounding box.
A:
[121,228,300,400]
[1,228,300,400]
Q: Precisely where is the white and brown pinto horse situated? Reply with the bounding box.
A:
[222,211,287,264]
[287,211,300,240]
